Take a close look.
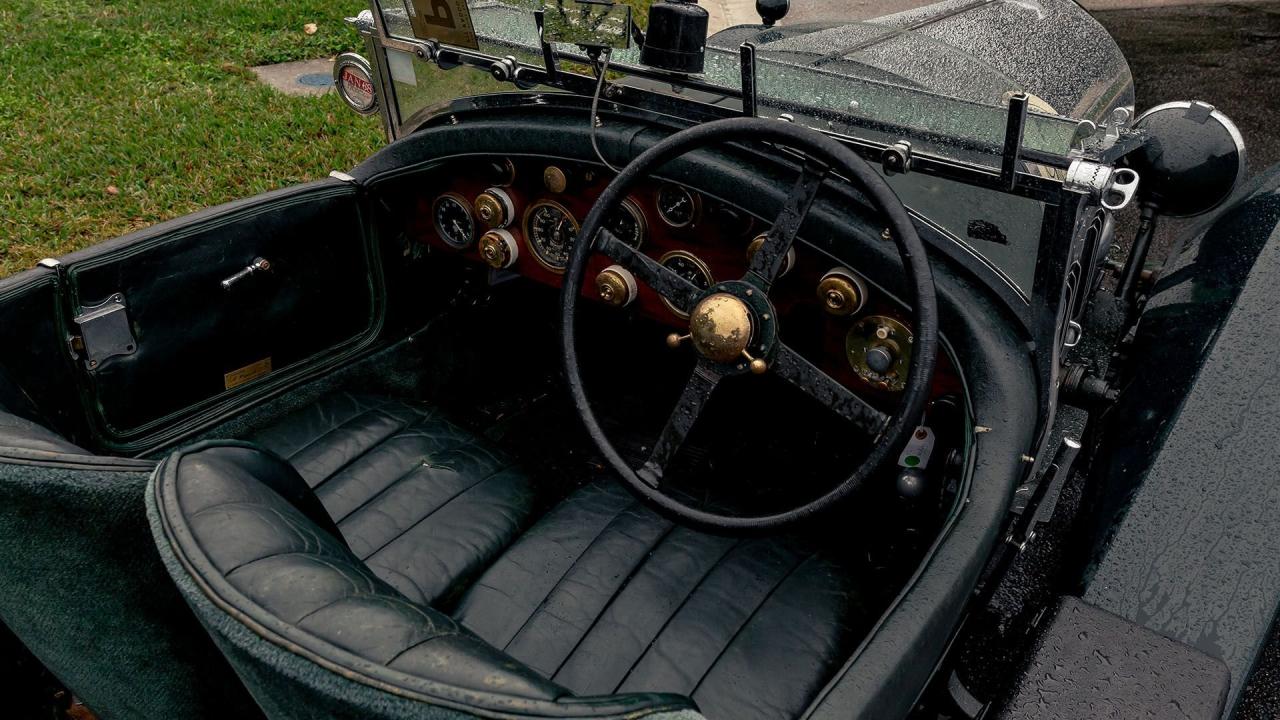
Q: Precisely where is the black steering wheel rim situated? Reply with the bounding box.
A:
[561,117,938,531]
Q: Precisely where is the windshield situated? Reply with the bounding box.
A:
[374,0,1131,165]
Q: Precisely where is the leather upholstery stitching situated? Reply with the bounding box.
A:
[610,536,743,693]
[304,409,422,491]
[277,396,407,462]
[547,520,679,680]
[687,553,818,697]
[501,499,640,653]
[359,466,510,563]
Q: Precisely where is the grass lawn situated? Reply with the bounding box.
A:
[0,0,384,277]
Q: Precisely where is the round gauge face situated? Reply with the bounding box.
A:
[659,250,713,317]
[433,193,475,248]
[524,200,581,272]
[657,184,698,228]
[605,199,646,249]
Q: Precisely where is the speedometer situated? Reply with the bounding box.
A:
[433,193,476,249]
[658,250,713,318]
[524,200,580,272]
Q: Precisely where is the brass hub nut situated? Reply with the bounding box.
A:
[689,293,754,363]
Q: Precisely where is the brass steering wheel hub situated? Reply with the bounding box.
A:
[689,293,753,363]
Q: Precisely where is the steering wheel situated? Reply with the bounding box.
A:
[561,117,938,531]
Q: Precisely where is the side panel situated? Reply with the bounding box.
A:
[0,271,88,445]
[61,179,380,448]
[0,454,261,719]
[1081,165,1280,713]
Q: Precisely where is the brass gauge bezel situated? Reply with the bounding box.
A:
[608,197,648,250]
[432,192,476,249]
[845,315,913,392]
[658,250,714,318]
[522,199,581,273]
[656,184,700,228]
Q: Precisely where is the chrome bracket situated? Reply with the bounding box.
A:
[882,141,912,175]
[1064,159,1139,211]
[73,293,137,370]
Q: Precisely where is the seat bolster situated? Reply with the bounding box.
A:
[172,440,343,541]
[153,440,682,714]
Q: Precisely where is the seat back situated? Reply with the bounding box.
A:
[149,441,698,720]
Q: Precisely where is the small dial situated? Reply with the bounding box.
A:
[658,250,713,317]
[524,200,580,272]
[657,184,699,228]
[604,198,646,249]
[433,193,476,249]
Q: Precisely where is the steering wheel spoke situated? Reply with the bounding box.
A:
[746,157,828,290]
[772,344,890,437]
[596,228,703,314]
[637,361,721,487]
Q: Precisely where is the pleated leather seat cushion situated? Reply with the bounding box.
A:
[247,392,539,606]
[453,481,874,720]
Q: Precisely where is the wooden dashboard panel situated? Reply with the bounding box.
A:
[408,157,961,410]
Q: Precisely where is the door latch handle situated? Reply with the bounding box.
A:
[221,257,271,290]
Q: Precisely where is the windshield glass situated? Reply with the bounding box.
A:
[374,0,1131,167]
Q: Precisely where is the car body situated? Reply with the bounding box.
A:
[0,1,1275,719]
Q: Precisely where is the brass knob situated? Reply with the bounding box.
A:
[475,188,514,228]
[817,269,866,317]
[742,350,768,375]
[595,264,638,307]
[478,229,518,269]
[543,165,569,194]
[666,333,690,348]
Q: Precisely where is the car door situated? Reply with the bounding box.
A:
[51,176,382,452]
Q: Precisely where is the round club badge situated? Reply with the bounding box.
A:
[333,53,378,115]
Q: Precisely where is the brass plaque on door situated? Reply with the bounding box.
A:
[224,357,273,390]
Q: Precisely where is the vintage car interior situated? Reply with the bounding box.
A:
[0,108,1032,720]
[2,0,1265,718]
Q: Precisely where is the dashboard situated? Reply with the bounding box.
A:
[410,156,960,409]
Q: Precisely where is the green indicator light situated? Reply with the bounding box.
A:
[904,455,920,467]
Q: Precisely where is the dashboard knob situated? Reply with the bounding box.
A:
[474,187,515,228]
[543,165,571,194]
[595,265,638,307]
[865,345,895,374]
[478,229,518,269]
[817,269,867,316]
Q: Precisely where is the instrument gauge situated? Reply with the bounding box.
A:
[605,198,647,249]
[658,250,713,317]
[524,200,580,272]
[433,193,476,249]
[657,184,699,228]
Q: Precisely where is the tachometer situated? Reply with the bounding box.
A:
[433,193,476,249]
[658,250,713,317]
[656,184,699,228]
[524,200,580,272]
[605,198,646,249]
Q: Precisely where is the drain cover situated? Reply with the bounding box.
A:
[297,72,334,88]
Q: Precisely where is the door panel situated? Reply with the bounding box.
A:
[63,179,380,445]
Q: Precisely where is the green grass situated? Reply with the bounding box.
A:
[0,0,385,277]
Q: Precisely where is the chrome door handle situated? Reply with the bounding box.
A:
[221,257,271,290]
